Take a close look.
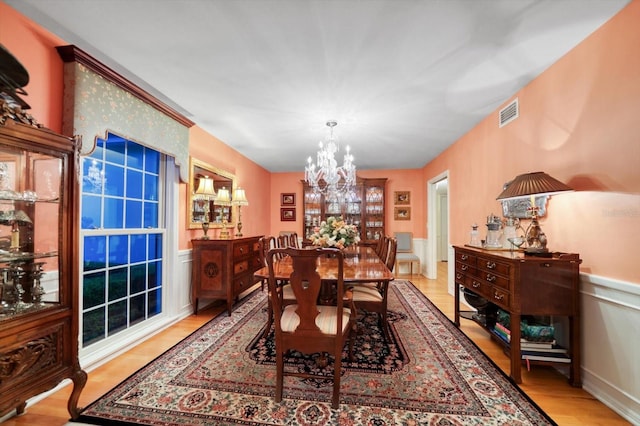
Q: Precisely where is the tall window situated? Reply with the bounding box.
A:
[80,133,165,347]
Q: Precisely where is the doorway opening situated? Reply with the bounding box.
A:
[426,171,449,280]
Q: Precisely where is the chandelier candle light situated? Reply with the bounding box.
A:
[305,121,356,199]
[193,176,217,239]
[232,187,249,237]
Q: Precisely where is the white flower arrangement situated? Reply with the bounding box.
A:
[309,216,360,249]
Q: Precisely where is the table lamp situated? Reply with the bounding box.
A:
[496,171,573,255]
[193,176,216,239]
[232,187,249,237]
[214,187,232,239]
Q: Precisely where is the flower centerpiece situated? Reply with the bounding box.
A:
[309,216,360,249]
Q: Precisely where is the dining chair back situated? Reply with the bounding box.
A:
[394,232,420,276]
[288,232,300,248]
[267,247,356,409]
[258,236,276,290]
[378,235,390,262]
[352,237,396,339]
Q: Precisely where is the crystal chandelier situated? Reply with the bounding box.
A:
[305,121,356,199]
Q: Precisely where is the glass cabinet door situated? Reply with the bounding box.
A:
[303,190,322,239]
[363,183,385,241]
[0,148,62,318]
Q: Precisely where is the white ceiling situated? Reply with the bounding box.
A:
[5,0,630,172]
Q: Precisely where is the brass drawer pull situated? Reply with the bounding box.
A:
[456,273,462,280]
[239,247,245,254]
[486,274,496,282]
[461,265,468,271]
[486,261,496,269]
[472,281,480,288]
[461,254,468,260]
[494,292,504,301]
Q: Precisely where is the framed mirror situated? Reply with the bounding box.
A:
[188,157,236,229]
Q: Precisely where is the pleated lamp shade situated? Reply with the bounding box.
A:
[496,172,573,200]
[214,187,232,206]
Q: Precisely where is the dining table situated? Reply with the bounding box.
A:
[253,245,394,287]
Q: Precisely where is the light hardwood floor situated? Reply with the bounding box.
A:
[2,262,630,425]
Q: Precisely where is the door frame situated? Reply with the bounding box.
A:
[426,170,449,279]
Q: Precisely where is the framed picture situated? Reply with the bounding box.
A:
[501,195,548,219]
[280,207,296,221]
[394,191,410,205]
[281,193,296,206]
[394,206,411,220]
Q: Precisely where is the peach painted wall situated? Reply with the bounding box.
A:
[270,168,425,242]
[0,3,66,132]
[183,126,272,249]
[422,0,640,283]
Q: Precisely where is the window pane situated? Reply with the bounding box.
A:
[83,271,105,309]
[83,308,105,346]
[148,261,162,289]
[145,149,159,174]
[144,173,158,201]
[81,194,102,229]
[126,200,142,228]
[83,159,105,194]
[126,169,143,199]
[148,288,161,317]
[127,142,144,170]
[84,236,106,271]
[130,294,146,326]
[109,235,128,266]
[104,198,124,228]
[105,137,126,165]
[105,164,125,197]
[130,235,146,263]
[148,234,162,260]
[108,267,128,301]
[130,264,146,294]
[108,300,127,335]
[144,202,158,228]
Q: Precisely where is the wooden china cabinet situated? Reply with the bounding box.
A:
[301,177,387,247]
[0,114,86,419]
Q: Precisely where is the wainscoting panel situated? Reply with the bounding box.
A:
[580,273,640,425]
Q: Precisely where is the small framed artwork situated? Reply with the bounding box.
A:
[280,207,296,221]
[394,206,411,220]
[281,193,296,206]
[394,191,410,205]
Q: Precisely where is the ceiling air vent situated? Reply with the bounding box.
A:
[499,98,519,128]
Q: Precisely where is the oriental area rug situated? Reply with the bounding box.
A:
[76,281,556,426]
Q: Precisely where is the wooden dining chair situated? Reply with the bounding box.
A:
[288,232,300,248]
[267,247,357,409]
[258,236,276,291]
[352,237,397,339]
[378,235,390,263]
[394,232,420,276]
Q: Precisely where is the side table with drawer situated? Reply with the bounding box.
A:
[191,236,263,315]
[453,245,582,386]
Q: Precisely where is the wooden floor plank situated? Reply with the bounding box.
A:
[1,263,630,425]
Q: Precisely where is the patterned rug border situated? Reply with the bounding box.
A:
[76,281,557,426]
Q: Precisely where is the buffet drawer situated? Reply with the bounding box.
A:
[476,255,511,277]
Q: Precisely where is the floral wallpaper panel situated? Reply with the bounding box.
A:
[61,62,190,182]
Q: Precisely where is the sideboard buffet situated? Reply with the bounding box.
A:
[191,236,263,316]
[453,245,582,386]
